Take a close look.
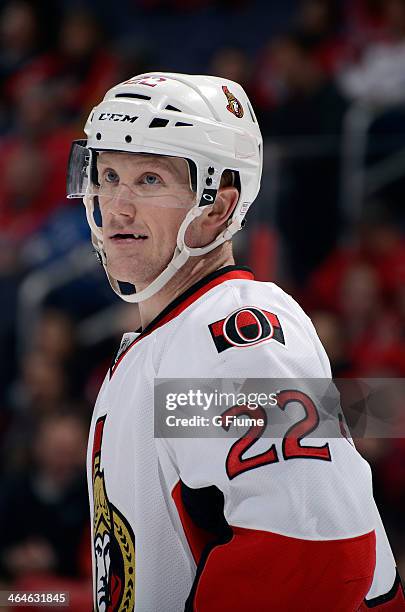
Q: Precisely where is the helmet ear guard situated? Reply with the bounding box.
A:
[68,72,262,303]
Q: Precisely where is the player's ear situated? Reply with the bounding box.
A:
[203,186,239,228]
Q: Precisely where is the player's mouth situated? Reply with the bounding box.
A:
[110,232,148,244]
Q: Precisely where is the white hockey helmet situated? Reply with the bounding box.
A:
[67,72,263,302]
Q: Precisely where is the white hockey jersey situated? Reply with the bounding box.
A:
[86,266,403,612]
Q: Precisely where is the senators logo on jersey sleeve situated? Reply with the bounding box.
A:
[209,306,285,353]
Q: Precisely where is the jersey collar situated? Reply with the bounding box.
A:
[110,265,254,377]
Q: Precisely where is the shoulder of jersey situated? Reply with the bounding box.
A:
[163,278,310,358]
[170,279,308,353]
[205,280,288,354]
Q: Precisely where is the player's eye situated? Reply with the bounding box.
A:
[140,173,161,186]
[103,169,119,184]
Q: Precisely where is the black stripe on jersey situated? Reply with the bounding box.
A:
[362,569,405,607]
[181,481,232,612]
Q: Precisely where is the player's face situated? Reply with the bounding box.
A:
[97,152,195,289]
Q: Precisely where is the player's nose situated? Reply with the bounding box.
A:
[108,184,137,218]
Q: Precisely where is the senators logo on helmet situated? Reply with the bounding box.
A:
[222,85,244,118]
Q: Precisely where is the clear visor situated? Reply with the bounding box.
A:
[67,141,196,209]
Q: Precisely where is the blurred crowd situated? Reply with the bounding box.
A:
[0,0,404,607]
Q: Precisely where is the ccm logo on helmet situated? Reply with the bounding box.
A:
[209,307,285,353]
[99,113,138,123]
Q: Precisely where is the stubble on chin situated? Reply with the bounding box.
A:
[106,249,173,288]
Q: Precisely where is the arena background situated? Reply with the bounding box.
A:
[0,0,404,609]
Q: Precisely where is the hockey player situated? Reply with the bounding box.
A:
[67,73,405,611]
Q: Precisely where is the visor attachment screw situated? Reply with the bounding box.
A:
[206,177,212,186]
[96,133,101,140]
[208,166,215,175]
[125,135,132,143]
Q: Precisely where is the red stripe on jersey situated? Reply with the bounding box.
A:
[91,416,106,476]
[192,527,376,612]
[111,268,254,376]
[171,481,218,565]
